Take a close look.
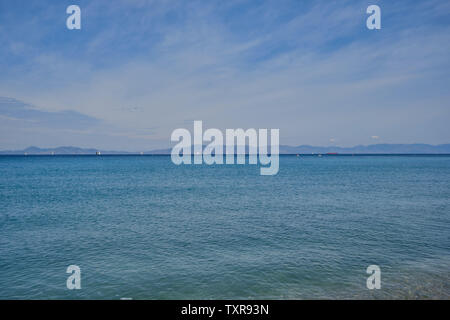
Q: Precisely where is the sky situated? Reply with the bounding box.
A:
[0,0,449,151]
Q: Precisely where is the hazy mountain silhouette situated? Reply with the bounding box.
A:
[1,144,450,155]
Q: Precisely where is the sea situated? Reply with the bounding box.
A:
[0,155,449,299]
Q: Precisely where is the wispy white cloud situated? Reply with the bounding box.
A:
[0,0,449,149]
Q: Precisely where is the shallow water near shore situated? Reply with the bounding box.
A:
[0,155,449,299]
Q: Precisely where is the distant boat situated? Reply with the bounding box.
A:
[326,152,338,155]
[96,151,101,156]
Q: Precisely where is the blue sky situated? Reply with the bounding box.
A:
[0,0,449,151]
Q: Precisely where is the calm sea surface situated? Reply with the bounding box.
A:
[0,155,449,299]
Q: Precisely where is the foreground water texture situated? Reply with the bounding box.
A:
[0,155,449,299]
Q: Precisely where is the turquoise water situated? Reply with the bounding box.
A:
[0,155,449,299]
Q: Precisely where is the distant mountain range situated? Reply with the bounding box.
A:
[1,144,450,155]
[0,146,127,155]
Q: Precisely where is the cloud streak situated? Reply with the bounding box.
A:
[0,0,449,149]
